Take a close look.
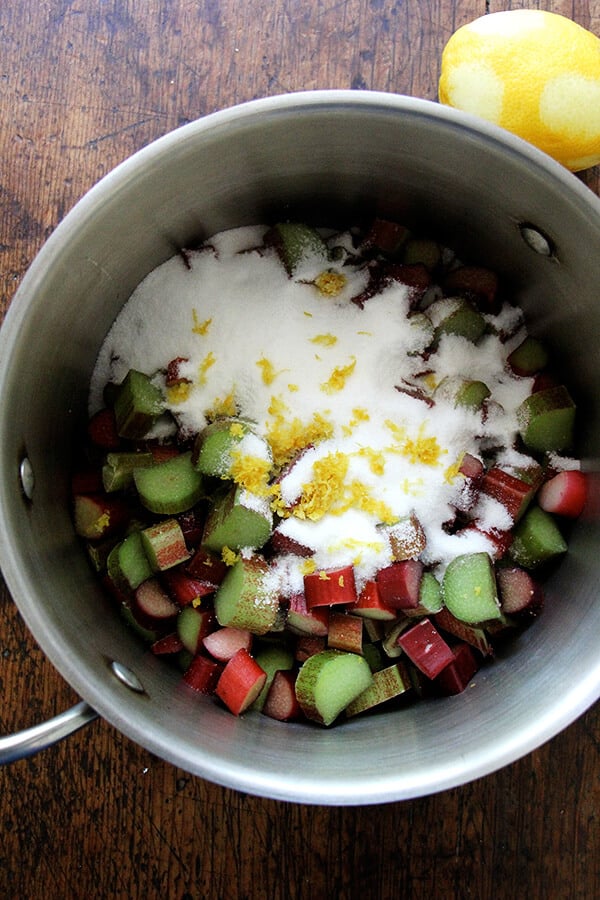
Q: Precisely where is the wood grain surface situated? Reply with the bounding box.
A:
[1,2,598,898]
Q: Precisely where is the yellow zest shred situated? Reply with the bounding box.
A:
[221,546,239,566]
[301,558,317,575]
[385,420,445,467]
[310,333,338,347]
[191,597,203,608]
[166,382,192,405]
[444,454,465,484]
[229,451,272,495]
[293,452,349,521]
[288,383,299,392]
[266,405,334,469]
[192,310,212,335]
[321,357,357,394]
[338,575,345,588]
[229,422,245,437]
[198,352,216,385]
[318,570,331,580]
[206,392,237,420]
[315,270,347,296]
[303,310,313,317]
[257,356,286,386]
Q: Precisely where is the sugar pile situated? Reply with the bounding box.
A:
[91,225,534,593]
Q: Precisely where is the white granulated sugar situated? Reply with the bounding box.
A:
[91,223,538,593]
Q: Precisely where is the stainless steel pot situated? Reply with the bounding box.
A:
[1,91,599,805]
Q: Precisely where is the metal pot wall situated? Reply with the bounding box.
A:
[1,92,599,805]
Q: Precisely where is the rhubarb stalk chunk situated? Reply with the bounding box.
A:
[295,650,373,726]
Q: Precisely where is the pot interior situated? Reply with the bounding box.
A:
[1,92,600,803]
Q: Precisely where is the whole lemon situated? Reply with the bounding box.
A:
[439,9,600,171]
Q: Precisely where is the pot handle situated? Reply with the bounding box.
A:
[0,701,98,763]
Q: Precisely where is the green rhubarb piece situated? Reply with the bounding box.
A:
[455,380,491,411]
[507,336,549,375]
[434,298,487,344]
[214,556,280,635]
[402,238,441,270]
[141,518,190,572]
[102,451,154,492]
[202,485,272,553]
[192,417,250,477]
[345,663,411,717]
[107,531,153,591]
[418,571,443,614]
[251,643,295,711]
[113,369,165,439]
[177,606,212,655]
[272,222,329,274]
[442,552,502,625]
[362,642,389,673]
[133,451,204,515]
[509,505,567,569]
[517,385,576,452]
[294,650,373,726]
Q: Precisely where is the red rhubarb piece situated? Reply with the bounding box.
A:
[161,568,215,606]
[376,560,423,610]
[178,507,206,549]
[151,632,185,655]
[87,407,121,450]
[327,612,364,655]
[434,607,494,656]
[480,467,536,521]
[269,529,314,558]
[294,634,327,662]
[73,493,130,540]
[133,578,179,631]
[183,654,223,694]
[286,592,330,636]
[186,546,228,586]
[443,265,499,313]
[496,566,544,617]
[215,648,267,715]
[397,618,455,679]
[262,670,302,721]
[353,580,397,621]
[203,626,253,662]
[538,470,587,518]
[303,566,357,608]
[165,356,191,387]
[435,643,479,695]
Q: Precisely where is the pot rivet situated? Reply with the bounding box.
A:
[519,223,554,257]
[110,660,145,693]
[19,457,35,501]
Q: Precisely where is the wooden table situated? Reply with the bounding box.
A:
[1,2,598,897]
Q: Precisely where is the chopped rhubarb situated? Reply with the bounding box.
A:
[215,648,267,715]
[294,634,327,662]
[182,654,222,694]
[327,612,364,655]
[375,560,423,610]
[397,618,455,680]
[285,592,329,636]
[496,566,545,617]
[538,470,587,518]
[202,626,253,661]
[177,606,217,654]
[352,580,396,621]
[434,606,494,656]
[161,568,215,606]
[443,265,499,313]
[442,552,502,625]
[387,513,426,561]
[214,556,280,634]
[177,507,206,549]
[73,493,130,541]
[141,518,190,572]
[509,506,567,569]
[262,670,302,721]
[151,632,184,655]
[295,649,373,726]
[434,643,479,695]
[345,662,412,717]
[480,467,538,522]
[303,565,357,609]
[165,356,191,387]
[186,546,228,586]
[133,578,179,631]
[87,407,121,450]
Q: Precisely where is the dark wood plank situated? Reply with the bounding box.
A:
[0,2,598,898]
